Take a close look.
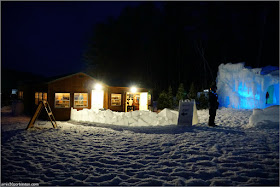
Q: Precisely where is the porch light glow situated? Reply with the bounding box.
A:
[94,83,102,90]
[130,87,137,93]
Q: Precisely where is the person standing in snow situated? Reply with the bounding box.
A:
[208,85,219,127]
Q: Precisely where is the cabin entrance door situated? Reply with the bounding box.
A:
[125,92,148,112]
[125,92,140,112]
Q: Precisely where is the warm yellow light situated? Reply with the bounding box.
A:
[131,87,137,93]
[94,83,102,90]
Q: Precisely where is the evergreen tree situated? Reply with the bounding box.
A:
[188,82,197,99]
[198,93,209,109]
[167,85,173,108]
[176,83,185,105]
[157,91,170,110]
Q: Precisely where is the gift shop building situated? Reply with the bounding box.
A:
[18,72,152,120]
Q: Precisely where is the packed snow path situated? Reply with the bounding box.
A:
[1,108,279,186]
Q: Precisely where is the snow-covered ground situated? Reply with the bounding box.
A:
[1,106,279,186]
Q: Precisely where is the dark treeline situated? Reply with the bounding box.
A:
[84,1,278,100]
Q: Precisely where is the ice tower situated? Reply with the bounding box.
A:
[216,63,279,109]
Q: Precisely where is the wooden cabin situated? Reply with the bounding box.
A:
[18,72,152,120]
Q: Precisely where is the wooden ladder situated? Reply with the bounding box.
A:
[26,100,57,130]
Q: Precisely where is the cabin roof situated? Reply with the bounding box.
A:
[48,72,92,83]
[44,72,109,87]
[18,71,151,90]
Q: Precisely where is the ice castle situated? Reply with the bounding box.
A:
[217,63,279,109]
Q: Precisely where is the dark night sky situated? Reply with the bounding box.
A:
[1,1,279,81]
[2,1,141,77]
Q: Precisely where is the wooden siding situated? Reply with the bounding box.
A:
[47,73,106,120]
[22,83,48,118]
[20,72,152,121]
[103,86,109,110]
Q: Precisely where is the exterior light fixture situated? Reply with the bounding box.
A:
[130,86,137,93]
[94,83,102,90]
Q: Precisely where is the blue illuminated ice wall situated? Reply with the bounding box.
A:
[216,63,279,109]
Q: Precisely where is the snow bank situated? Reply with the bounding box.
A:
[217,63,279,109]
[1,105,12,112]
[248,105,279,128]
[71,108,179,126]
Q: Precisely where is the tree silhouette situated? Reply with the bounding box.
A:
[84,1,278,99]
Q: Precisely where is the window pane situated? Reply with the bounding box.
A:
[74,94,79,100]
[148,93,152,105]
[83,94,88,100]
[35,92,38,105]
[12,89,18,94]
[74,93,88,108]
[55,93,70,108]
[39,92,43,101]
[43,93,47,101]
[55,94,62,101]
[111,94,121,106]
[63,95,70,100]
[19,91,23,99]
[55,100,70,108]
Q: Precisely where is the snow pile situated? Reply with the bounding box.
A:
[248,105,279,128]
[71,108,179,126]
[1,105,12,112]
[217,63,279,109]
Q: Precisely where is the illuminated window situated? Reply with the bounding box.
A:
[74,93,88,108]
[35,92,39,105]
[148,93,152,105]
[18,91,23,99]
[111,94,122,106]
[55,93,70,108]
[39,92,43,101]
[35,92,47,105]
[43,93,47,101]
[12,89,18,94]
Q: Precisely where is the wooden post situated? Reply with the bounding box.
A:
[26,102,43,129]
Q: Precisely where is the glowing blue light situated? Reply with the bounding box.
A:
[255,94,260,100]
[235,82,261,109]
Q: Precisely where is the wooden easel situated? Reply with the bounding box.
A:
[26,100,57,130]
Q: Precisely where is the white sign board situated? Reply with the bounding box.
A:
[177,100,199,126]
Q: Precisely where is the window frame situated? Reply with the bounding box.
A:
[55,93,71,108]
[74,93,88,108]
